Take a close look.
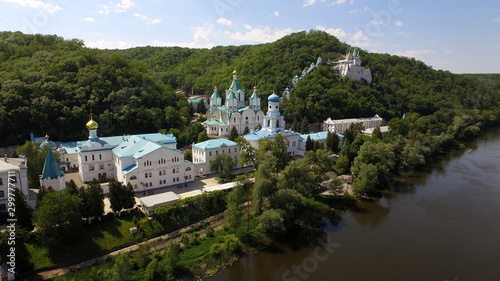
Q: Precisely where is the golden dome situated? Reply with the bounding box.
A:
[86,117,98,130]
[233,69,238,75]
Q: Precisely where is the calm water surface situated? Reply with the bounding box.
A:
[208,127,500,281]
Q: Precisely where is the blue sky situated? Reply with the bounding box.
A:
[1,0,499,73]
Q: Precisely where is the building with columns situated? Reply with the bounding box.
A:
[204,70,265,137]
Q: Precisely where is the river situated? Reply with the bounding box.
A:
[207,127,500,281]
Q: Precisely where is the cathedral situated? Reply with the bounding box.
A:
[204,70,264,137]
[332,49,372,84]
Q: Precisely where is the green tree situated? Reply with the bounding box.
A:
[301,116,309,134]
[388,118,410,136]
[372,126,383,139]
[335,154,351,174]
[243,126,250,135]
[33,190,82,247]
[165,106,184,130]
[123,183,136,211]
[13,188,33,230]
[106,253,133,281]
[229,126,239,141]
[144,258,158,281]
[224,184,244,233]
[235,136,255,167]
[305,135,314,151]
[134,243,151,268]
[252,158,276,214]
[326,131,340,153]
[277,159,318,196]
[35,185,50,209]
[108,178,124,214]
[329,178,344,195]
[197,130,208,143]
[258,209,285,237]
[209,154,236,182]
[351,163,378,194]
[196,100,206,114]
[66,179,78,195]
[86,179,104,222]
[16,141,58,188]
[271,134,293,171]
[163,241,181,273]
[184,149,193,161]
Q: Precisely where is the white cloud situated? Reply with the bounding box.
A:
[394,20,403,26]
[394,49,435,58]
[98,5,109,15]
[316,25,346,38]
[444,49,452,53]
[274,11,280,16]
[134,13,161,24]
[349,9,359,14]
[244,24,252,30]
[347,30,383,48]
[150,39,214,49]
[303,0,326,7]
[492,16,500,22]
[328,0,347,6]
[371,19,383,25]
[3,0,62,13]
[115,0,135,12]
[303,0,316,7]
[216,17,232,26]
[85,39,133,49]
[227,25,294,43]
[193,23,214,42]
[83,17,95,22]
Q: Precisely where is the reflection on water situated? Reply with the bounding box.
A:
[208,127,500,281]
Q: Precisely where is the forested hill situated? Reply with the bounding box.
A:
[1,30,499,147]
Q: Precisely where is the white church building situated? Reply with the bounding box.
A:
[58,117,195,193]
[243,93,301,156]
[204,70,265,137]
[333,49,372,84]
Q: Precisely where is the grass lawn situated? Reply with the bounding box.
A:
[29,209,164,269]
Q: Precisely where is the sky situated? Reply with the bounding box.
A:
[0,0,499,73]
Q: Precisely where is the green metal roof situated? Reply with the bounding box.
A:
[210,90,221,100]
[193,139,237,150]
[41,149,64,180]
[250,90,259,99]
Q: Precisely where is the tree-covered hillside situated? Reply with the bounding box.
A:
[1,30,499,148]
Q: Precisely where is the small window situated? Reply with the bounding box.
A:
[177,177,179,181]
[99,154,102,160]
[99,163,104,170]
[159,171,162,176]
[85,155,88,162]
[0,178,2,185]
[150,182,152,187]
[89,164,94,171]
[149,172,152,177]
[176,168,179,173]
[186,167,191,171]
[130,175,137,180]
[134,184,137,189]
[172,168,175,173]
[0,190,4,198]
[163,170,166,175]
[145,173,148,178]
[159,181,162,185]
[92,155,95,161]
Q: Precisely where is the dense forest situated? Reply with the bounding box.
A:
[1,30,499,148]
